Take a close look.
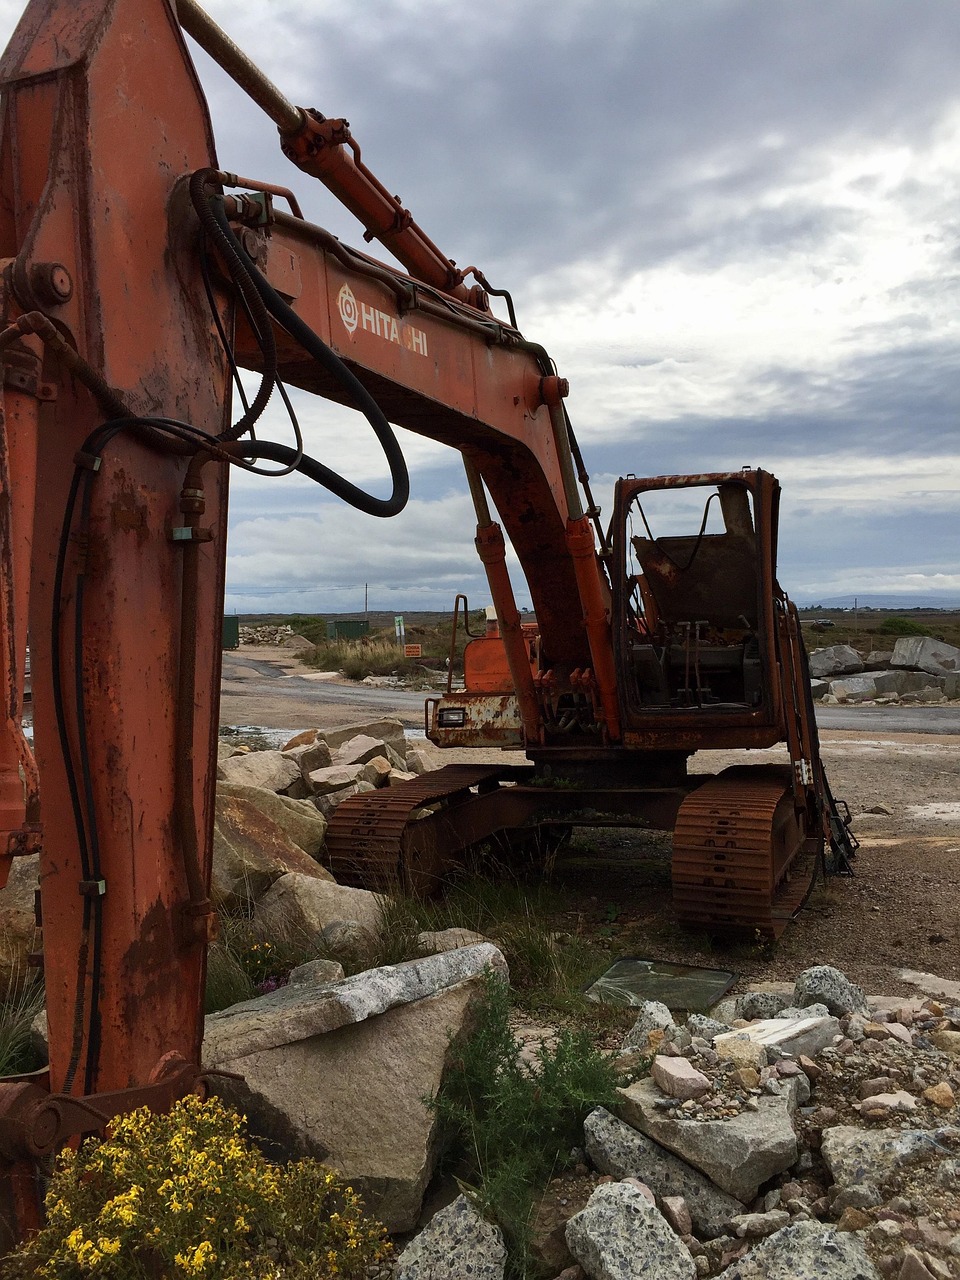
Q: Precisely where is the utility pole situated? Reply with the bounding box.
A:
[364,582,368,619]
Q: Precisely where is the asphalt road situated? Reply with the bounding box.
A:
[220,650,960,736]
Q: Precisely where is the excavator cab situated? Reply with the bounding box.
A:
[612,470,787,752]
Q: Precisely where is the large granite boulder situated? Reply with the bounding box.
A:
[333,733,397,768]
[891,635,960,676]
[320,718,407,756]
[821,1124,960,1189]
[281,736,333,781]
[792,966,868,1017]
[202,944,507,1232]
[218,749,300,793]
[617,1078,798,1203]
[828,676,877,702]
[396,1195,506,1279]
[807,646,863,679]
[210,795,332,912]
[216,781,327,857]
[253,871,384,941]
[565,1181,696,1280]
[304,763,367,795]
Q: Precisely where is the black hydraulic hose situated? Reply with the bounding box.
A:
[234,436,408,516]
[189,170,277,439]
[208,198,409,516]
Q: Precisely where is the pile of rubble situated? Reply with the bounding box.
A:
[398,965,960,1280]
[810,636,960,704]
[238,623,306,646]
[6,722,959,1279]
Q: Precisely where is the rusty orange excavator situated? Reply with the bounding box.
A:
[0,0,856,1244]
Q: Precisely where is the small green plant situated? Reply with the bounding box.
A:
[432,972,619,1277]
[0,969,45,1077]
[0,1094,390,1279]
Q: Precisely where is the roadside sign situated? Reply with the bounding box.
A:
[404,644,422,658]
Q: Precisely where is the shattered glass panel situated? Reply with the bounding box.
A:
[584,957,736,1012]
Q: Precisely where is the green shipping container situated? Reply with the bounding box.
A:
[222,616,240,649]
[325,619,370,641]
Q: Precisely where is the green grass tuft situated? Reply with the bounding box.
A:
[432,972,619,1278]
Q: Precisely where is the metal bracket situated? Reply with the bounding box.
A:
[0,1053,210,1162]
[6,824,42,858]
[170,526,213,543]
[2,359,56,403]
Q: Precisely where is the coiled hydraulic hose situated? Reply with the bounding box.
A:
[190,170,408,517]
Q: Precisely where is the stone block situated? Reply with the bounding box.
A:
[717,1015,840,1062]
[314,780,375,817]
[713,1220,881,1280]
[253,871,385,941]
[320,718,407,755]
[792,965,868,1016]
[397,1195,506,1279]
[218,749,300,794]
[808,646,864,679]
[282,737,333,779]
[203,945,507,1233]
[652,1055,712,1100]
[712,1032,767,1070]
[891,635,960,676]
[822,1124,960,1194]
[829,676,877,702]
[211,795,332,912]
[0,853,39,989]
[334,734,396,768]
[863,650,894,670]
[584,1108,744,1238]
[305,762,367,795]
[216,781,327,857]
[566,1182,696,1280]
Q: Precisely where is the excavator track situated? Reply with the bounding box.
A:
[324,764,511,893]
[672,764,819,939]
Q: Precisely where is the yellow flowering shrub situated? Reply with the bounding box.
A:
[0,1094,390,1279]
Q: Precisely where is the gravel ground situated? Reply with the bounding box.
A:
[221,649,960,1000]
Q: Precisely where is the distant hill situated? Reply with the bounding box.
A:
[796,594,960,610]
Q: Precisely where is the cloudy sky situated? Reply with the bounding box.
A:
[4,0,960,611]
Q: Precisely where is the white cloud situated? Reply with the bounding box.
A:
[3,1,959,610]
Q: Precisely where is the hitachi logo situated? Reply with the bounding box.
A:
[359,302,428,356]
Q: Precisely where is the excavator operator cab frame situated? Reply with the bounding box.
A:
[611,469,786,750]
